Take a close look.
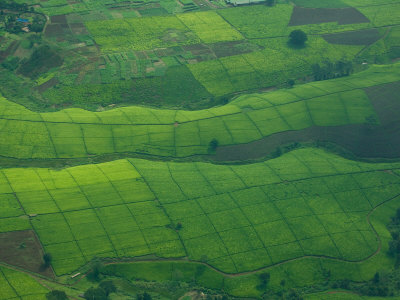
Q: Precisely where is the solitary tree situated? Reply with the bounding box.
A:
[208,138,219,152]
[289,29,308,46]
[43,253,52,268]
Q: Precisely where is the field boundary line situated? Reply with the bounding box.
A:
[289,153,345,258]
[65,169,119,257]
[95,165,152,253]
[126,159,188,258]
[226,166,274,263]
[0,267,22,300]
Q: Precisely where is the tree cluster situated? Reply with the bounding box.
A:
[136,292,152,300]
[257,272,270,291]
[311,60,353,81]
[83,281,117,300]
[0,0,29,11]
[388,208,400,264]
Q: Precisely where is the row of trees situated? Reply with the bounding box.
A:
[311,60,354,81]
[0,0,29,11]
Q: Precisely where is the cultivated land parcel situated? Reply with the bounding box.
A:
[1,0,400,299]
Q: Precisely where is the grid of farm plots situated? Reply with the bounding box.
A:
[1,149,400,275]
[1,72,393,160]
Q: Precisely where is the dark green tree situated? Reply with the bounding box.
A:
[89,262,103,281]
[43,253,52,268]
[46,290,68,300]
[84,287,107,300]
[175,222,183,230]
[99,281,116,296]
[373,272,380,284]
[208,138,219,152]
[289,30,308,46]
[257,272,270,290]
[137,293,152,300]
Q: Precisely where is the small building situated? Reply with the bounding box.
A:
[17,18,29,23]
[226,0,266,5]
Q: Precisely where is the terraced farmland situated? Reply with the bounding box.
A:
[1,0,400,298]
[0,64,399,160]
[0,148,399,277]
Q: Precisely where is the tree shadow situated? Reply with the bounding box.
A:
[287,41,307,50]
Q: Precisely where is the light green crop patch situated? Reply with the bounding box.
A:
[0,267,48,300]
[86,10,242,52]
[188,36,364,96]
[177,11,243,43]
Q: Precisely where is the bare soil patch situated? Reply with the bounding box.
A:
[210,40,261,58]
[289,7,370,26]
[0,41,18,63]
[37,77,59,93]
[50,14,67,24]
[70,23,89,35]
[0,230,54,278]
[323,29,381,45]
[214,81,400,161]
[44,24,65,37]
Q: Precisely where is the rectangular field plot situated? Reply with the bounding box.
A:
[218,4,293,38]
[86,15,199,52]
[177,11,243,43]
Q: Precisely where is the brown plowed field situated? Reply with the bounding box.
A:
[289,7,370,26]
[323,29,381,45]
[0,230,54,277]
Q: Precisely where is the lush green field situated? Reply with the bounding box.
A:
[0,148,399,278]
[0,266,48,300]
[2,0,400,111]
[85,11,243,52]
[188,35,364,96]
[1,0,400,298]
[0,63,398,160]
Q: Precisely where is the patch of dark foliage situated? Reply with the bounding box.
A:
[289,6,369,26]
[323,29,381,45]
[18,45,63,79]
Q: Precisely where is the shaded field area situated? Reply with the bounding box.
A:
[289,7,370,26]
[0,149,399,276]
[323,29,381,45]
[215,81,400,161]
[0,230,54,277]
